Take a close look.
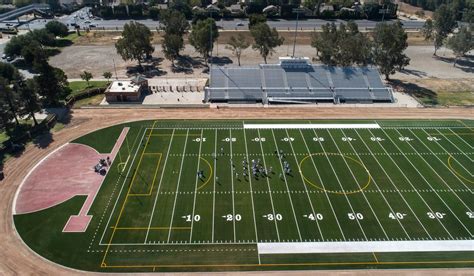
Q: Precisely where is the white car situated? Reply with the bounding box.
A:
[1,54,6,59]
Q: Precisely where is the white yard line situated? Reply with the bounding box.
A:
[211,129,217,243]
[449,128,474,150]
[244,124,381,129]
[242,126,261,264]
[400,129,473,235]
[144,129,176,243]
[326,130,389,239]
[258,240,474,254]
[167,129,190,243]
[378,129,459,239]
[270,129,302,242]
[189,129,203,242]
[284,129,324,240]
[257,129,281,242]
[341,129,411,240]
[99,128,147,245]
[433,129,474,175]
[353,129,432,239]
[229,129,236,243]
[298,129,346,240]
[405,129,474,209]
[311,128,369,241]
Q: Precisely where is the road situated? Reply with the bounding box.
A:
[19,7,425,31]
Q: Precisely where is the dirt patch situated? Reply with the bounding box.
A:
[71,30,430,46]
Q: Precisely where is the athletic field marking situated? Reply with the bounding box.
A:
[401,129,473,236]
[353,129,432,239]
[257,240,474,254]
[128,153,162,196]
[145,129,176,243]
[285,129,324,241]
[299,153,371,194]
[327,130,389,240]
[270,129,302,241]
[242,125,261,264]
[257,129,281,242]
[244,124,381,129]
[229,129,237,243]
[299,129,346,240]
[196,157,213,190]
[418,129,473,188]
[101,120,157,266]
[167,130,190,243]
[371,128,456,238]
[115,227,191,230]
[211,129,217,243]
[96,126,144,247]
[95,124,474,269]
[448,156,474,184]
[341,129,411,240]
[189,129,203,242]
[313,129,369,240]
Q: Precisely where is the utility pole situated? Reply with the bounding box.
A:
[292,8,305,58]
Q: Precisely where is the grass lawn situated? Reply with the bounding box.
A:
[72,94,105,108]
[68,81,109,96]
[13,119,474,272]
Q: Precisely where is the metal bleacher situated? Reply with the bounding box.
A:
[206,58,393,104]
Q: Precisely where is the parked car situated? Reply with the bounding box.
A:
[6,56,14,62]
[89,24,96,28]
[1,54,6,59]
[236,22,244,27]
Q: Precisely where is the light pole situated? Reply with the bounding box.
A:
[292,8,305,58]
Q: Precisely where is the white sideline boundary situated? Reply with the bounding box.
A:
[257,240,474,254]
[244,124,381,129]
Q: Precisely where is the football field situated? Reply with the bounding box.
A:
[96,119,473,271]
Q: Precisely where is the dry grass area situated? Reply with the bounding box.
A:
[72,30,431,46]
[391,78,474,106]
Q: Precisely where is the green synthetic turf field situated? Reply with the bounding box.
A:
[14,119,474,272]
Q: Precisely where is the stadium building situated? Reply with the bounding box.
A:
[205,57,394,104]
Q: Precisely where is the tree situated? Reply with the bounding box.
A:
[34,62,69,106]
[18,79,41,126]
[422,18,435,41]
[103,71,113,82]
[160,9,189,36]
[160,10,188,64]
[248,14,267,29]
[162,34,184,65]
[225,34,250,66]
[27,29,56,47]
[0,63,22,126]
[0,77,20,126]
[80,71,93,87]
[45,21,69,37]
[432,4,458,55]
[372,22,410,80]
[250,23,284,64]
[115,21,155,68]
[446,26,474,67]
[189,18,219,62]
[311,23,340,65]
